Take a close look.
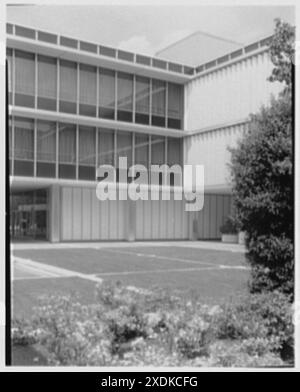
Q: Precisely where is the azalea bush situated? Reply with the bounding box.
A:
[12,281,293,367]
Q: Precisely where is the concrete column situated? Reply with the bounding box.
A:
[49,184,60,243]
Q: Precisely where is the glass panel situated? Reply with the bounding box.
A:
[98,128,114,166]
[168,83,183,129]
[15,50,35,108]
[99,68,115,119]
[79,64,96,117]
[59,123,76,179]
[151,136,165,165]
[152,79,166,127]
[14,117,34,160]
[151,136,165,185]
[135,76,150,125]
[167,138,182,166]
[117,72,133,122]
[10,190,48,241]
[135,134,149,167]
[6,48,13,105]
[38,55,57,111]
[14,117,34,176]
[79,126,96,180]
[59,60,77,114]
[135,134,149,184]
[37,120,56,162]
[116,131,132,182]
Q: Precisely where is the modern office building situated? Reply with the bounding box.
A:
[6,23,282,242]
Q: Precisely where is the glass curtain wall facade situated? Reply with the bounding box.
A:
[7,49,184,129]
[9,116,182,183]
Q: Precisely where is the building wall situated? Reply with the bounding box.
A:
[196,194,232,239]
[184,122,248,190]
[185,50,282,131]
[59,185,192,241]
[59,185,231,241]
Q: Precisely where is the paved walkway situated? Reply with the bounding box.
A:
[12,240,246,253]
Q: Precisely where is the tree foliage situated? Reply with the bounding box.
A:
[230,20,294,296]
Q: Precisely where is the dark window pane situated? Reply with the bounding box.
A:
[14,160,34,177]
[37,162,56,178]
[99,68,115,119]
[15,50,35,108]
[38,55,57,111]
[117,72,133,123]
[14,117,34,161]
[59,60,77,114]
[59,164,76,179]
[167,83,183,130]
[37,120,56,163]
[79,126,95,166]
[38,31,57,44]
[79,64,96,117]
[151,79,166,127]
[59,123,76,163]
[135,76,150,125]
[79,166,95,180]
[98,128,114,166]
[15,25,35,39]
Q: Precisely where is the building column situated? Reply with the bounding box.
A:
[49,184,60,243]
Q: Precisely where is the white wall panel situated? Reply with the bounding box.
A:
[184,122,248,189]
[186,51,282,130]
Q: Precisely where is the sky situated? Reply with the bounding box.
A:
[6,4,295,56]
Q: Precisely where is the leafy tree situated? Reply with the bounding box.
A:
[230,20,294,296]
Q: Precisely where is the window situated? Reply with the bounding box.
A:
[59,60,77,114]
[79,126,96,180]
[116,131,132,182]
[59,123,76,179]
[167,137,182,166]
[98,129,114,166]
[79,64,97,117]
[99,68,115,119]
[151,79,166,127]
[14,117,34,176]
[15,50,35,108]
[38,55,57,111]
[151,135,165,185]
[36,120,56,178]
[117,72,133,122]
[6,48,13,105]
[135,134,149,167]
[167,83,183,129]
[97,128,114,182]
[135,76,150,125]
[134,134,149,183]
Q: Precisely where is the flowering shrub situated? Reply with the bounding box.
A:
[12,282,294,367]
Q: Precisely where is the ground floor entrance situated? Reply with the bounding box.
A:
[10,189,48,241]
